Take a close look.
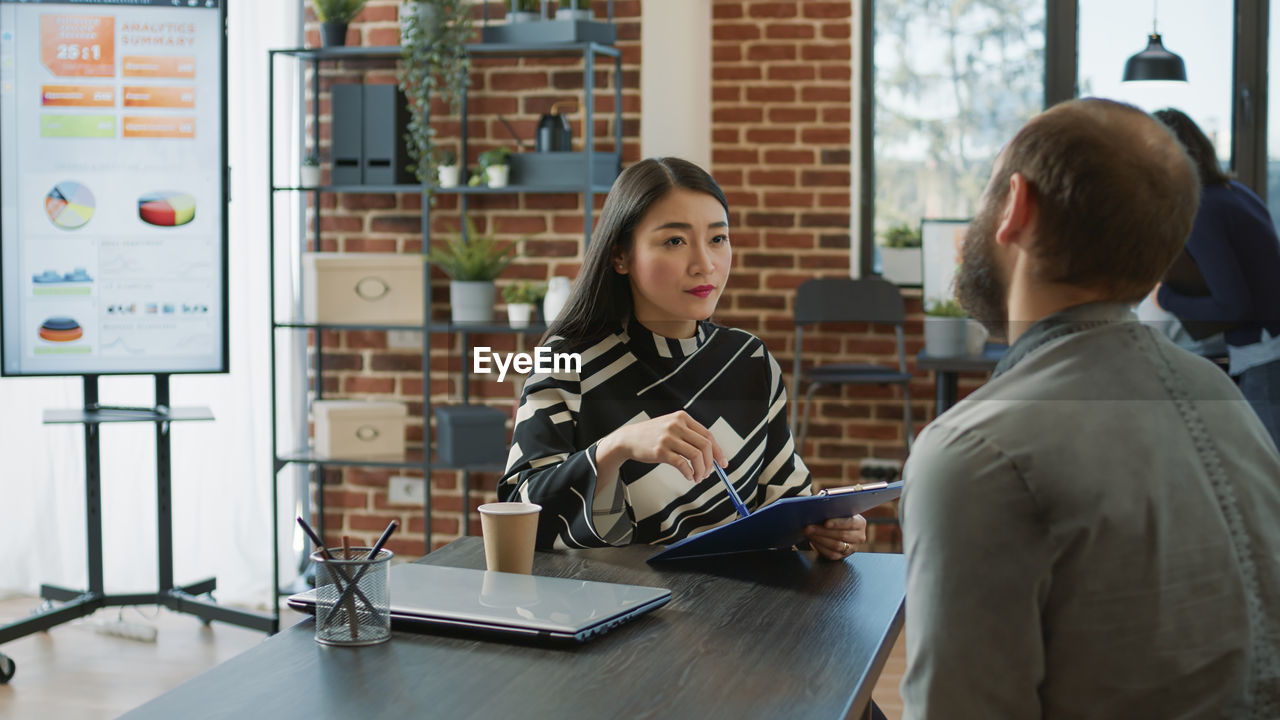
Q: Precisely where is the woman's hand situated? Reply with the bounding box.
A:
[805,514,868,560]
[595,411,728,483]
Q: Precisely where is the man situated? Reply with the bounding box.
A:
[900,99,1280,718]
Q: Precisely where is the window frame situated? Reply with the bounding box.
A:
[856,0,1271,275]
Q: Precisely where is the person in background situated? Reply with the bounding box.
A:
[900,98,1280,718]
[1153,108,1280,450]
[498,157,866,560]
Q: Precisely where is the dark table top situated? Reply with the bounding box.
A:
[122,538,906,720]
[915,342,1008,373]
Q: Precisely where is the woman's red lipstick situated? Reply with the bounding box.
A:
[687,285,715,298]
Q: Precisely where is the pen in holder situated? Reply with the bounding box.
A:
[311,546,393,646]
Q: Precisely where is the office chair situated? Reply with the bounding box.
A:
[790,276,913,452]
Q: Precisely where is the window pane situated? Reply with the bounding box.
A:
[1078,0,1232,167]
[873,0,1045,240]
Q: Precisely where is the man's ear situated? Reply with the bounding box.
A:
[995,172,1035,248]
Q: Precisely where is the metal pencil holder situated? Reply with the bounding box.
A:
[310,547,393,646]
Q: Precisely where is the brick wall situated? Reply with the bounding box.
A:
[302,0,641,556]
[301,0,986,555]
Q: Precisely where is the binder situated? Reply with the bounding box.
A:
[362,84,413,185]
[647,481,903,563]
[330,83,363,186]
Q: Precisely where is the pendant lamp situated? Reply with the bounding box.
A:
[1123,1,1187,82]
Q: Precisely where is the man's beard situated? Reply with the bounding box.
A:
[954,197,1008,336]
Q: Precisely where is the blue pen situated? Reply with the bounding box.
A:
[713,461,750,518]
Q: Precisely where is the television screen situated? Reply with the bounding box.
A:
[0,0,227,376]
[921,218,970,309]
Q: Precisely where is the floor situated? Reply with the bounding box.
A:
[0,596,907,720]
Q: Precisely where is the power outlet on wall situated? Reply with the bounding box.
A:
[388,475,424,504]
[859,458,902,482]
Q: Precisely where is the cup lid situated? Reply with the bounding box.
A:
[478,502,542,515]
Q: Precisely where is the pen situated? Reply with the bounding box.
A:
[713,461,750,518]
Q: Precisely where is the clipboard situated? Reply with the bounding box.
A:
[647,481,903,563]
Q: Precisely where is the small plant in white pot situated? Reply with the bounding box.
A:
[479,147,512,188]
[923,298,969,357]
[877,221,922,286]
[502,281,546,328]
[300,152,321,187]
[426,219,517,324]
[556,0,593,21]
[435,148,460,187]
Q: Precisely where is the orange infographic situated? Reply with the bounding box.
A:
[40,15,115,78]
[122,56,196,79]
[122,86,195,109]
[41,85,115,107]
[122,116,195,139]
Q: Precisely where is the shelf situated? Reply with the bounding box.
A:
[44,406,214,425]
[276,447,504,473]
[276,321,549,334]
[271,42,620,62]
[272,183,613,195]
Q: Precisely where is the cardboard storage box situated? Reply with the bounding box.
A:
[303,253,423,324]
[435,405,508,468]
[314,400,407,458]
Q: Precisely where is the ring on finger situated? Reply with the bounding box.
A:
[841,541,850,554]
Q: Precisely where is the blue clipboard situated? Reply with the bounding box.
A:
[647,481,903,563]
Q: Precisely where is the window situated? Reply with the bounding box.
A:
[872,1,1045,240]
[1078,0,1233,168]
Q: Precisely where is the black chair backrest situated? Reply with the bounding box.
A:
[794,276,905,326]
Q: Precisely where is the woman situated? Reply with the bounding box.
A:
[498,157,866,559]
[1154,109,1280,449]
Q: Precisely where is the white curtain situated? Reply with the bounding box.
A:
[0,0,302,610]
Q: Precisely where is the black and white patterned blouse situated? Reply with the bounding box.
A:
[499,317,812,549]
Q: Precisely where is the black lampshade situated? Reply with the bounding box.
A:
[1123,33,1187,82]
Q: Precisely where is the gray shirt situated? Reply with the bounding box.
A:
[900,302,1280,719]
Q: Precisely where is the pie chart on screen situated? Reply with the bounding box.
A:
[138,191,196,227]
[45,182,95,230]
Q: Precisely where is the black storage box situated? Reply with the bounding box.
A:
[508,151,619,188]
[481,20,616,45]
[434,405,508,468]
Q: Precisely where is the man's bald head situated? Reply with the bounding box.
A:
[986,98,1200,303]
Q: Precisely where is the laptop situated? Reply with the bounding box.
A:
[287,563,671,643]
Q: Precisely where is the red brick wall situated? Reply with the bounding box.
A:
[301,0,986,555]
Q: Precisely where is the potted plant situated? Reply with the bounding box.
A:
[300,152,321,187]
[502,281,546,328]
[399,0,472,188]
[877,221,923,286]
[923,298,969,357]
[479,147,513,188]
[435,148,460,188]
[506,0,542,23]
[426,219,518,323]
[556,0,592,21]
[311,0,366,47]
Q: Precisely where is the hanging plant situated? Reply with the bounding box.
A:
[398,0,473,189]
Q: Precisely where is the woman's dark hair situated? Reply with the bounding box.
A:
[543,157,728,346]
[1153,108,1231,187]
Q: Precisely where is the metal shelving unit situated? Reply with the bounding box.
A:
[266,38,621,568]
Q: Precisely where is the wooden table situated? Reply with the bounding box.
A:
[121,537,906,720]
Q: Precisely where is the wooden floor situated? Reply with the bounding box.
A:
[0,595,906,720]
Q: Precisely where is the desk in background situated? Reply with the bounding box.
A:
[916,344,1008,414]
[122,537,906,720]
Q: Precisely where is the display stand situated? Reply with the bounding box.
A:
[0,374,276,684]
